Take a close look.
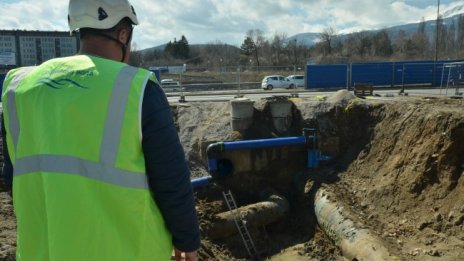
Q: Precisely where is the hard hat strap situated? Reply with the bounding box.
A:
[96,27,133,62]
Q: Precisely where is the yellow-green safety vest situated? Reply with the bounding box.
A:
[2,55,172,261]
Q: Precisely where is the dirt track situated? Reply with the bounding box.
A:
[1,92,463,260]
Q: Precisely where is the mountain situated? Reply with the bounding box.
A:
[138,44,166,55]
[286,33,320,46]
[288,7,464,47]
[443,3,464,18]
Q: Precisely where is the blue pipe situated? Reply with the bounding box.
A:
[223,136,309,151]
[206,130,323,178]
[191,176,213,188]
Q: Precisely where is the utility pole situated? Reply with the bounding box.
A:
[433,0,440,86]
[435,0,440,62]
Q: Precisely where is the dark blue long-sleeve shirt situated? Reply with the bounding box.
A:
[1,79,200,252]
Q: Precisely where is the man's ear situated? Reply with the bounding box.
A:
[118,28,128,44]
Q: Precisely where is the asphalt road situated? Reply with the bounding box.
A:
[166,86,463,103]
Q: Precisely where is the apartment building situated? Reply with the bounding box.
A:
[0,30,79,69]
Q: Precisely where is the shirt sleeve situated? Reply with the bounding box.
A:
[141,80,200,252]
[1,113,13,193]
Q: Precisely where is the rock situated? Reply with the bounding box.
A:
[417,221,430,230]
[434,213,443,222]
[453,214,464,226]
[424,239,434,246]
[427,249,440,257]
[409,248,422,256]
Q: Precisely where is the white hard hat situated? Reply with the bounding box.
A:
[68,0,139,31]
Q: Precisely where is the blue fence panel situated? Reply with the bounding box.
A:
[306,60,464,89]
[351,62,393,86]
[306,64,347,89]
[401,62,435,85]
[441,62,464,86]
[393,63,405,85]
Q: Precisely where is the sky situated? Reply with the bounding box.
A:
[0,0,463,50]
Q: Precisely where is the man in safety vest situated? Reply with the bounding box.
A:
[1,0,200,260]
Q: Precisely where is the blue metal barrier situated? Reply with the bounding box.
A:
[306,59,464,89]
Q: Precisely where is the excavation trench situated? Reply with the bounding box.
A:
[184,91,387,260]
[176,92,464,261]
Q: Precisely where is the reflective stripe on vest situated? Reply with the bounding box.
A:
[6,65,148,190]
[5,66,37,151]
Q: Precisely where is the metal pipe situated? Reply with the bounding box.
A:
[314,188,391,260]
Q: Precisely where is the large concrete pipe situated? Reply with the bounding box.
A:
[207,191,289,240]
[230,98,254,131]
[314,188,392,261]
[269,99,293,133]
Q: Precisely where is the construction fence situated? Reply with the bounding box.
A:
[306,60,464,90]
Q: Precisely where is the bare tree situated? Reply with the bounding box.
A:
[269,32,287,65]
[393,30,408,58]
[246,29,266,68]
[372,30,393,57]
[318,27,337,56]
[457,14,464,51]
[129,42,143,67]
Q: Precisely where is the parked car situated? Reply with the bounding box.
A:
[261,75,294,90]
[286,75,305,87]
[160,79,182,92]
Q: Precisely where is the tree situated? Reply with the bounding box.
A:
[128,42,142,66]
[457,14,464,51]
[352,31,372,57]
[372,30,393,57]
[164,36,191,60]
[240,36,255,56]
[245,29,265,68]
[177,35,190,59]
[409,18,429,58]
[240,36,255,66]
[318,27,337,56]
[269,33,287,65]
[393,30,408,57]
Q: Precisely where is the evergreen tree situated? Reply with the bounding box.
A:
[164,36,191,60]
[240,36,255,56]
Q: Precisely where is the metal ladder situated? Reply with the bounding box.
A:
[222,190,258,259]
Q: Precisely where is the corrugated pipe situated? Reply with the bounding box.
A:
[314,188,393,261]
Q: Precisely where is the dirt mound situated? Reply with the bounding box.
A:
[332,98,464,260]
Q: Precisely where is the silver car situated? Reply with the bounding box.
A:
[286,75,305,87]
[261,75,294,90]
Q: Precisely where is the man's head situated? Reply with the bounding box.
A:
[68,0,139,63]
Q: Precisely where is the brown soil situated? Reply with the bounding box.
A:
[1,92,463,260]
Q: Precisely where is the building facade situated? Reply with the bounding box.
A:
[0,30,79,69]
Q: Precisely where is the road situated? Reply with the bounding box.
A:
[166,87,463,102]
